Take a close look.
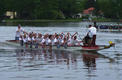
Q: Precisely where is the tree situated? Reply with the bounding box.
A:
[59,0,84,18]
[36,0,59,19]
[84,0,96,9]
[97,0,122,19]
[0,0,6,20]
[3,0,37,19]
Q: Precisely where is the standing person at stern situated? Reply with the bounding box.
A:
[83,25,97,46]
[88,25,97,46]
[15,24,24,40]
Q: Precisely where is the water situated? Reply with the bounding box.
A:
[0,22,122,80]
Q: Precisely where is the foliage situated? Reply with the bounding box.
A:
[0,0,84,19]
[84,0,96,9]
[0,0,6,20]
[0,0,122,20]
[97,0,122,19]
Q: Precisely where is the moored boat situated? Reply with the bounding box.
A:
[96,25,122,32]
[5,40,115,51]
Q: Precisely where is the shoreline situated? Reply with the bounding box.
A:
[1,18,122,23]
[0,19,122,26]
[2,19,82,23]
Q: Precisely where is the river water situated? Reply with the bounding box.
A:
[0,22,122,80]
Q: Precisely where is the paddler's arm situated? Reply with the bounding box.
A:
[23,31,28,35]
[71,32,78,38]
[87,28,91,36]
[61,32,65,36]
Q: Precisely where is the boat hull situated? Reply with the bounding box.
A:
[5,40,115,51]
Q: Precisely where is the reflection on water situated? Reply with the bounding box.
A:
[0,46,121,80]
[16,49,79,68]
[15,49,114,70]
[82,52,97,70]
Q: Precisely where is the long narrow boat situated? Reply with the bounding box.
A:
[5,40,115,51]
[96,25,122,32]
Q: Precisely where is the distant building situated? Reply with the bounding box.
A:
[72,7,95,19]
[6,11,17,19]
[72,13,82,18]
[83,7,95,17]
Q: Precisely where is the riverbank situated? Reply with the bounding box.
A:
[2,18,121,23]
[2,19,82,23]
[1,18,122,26]
[92,17,122,22]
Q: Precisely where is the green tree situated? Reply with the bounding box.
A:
[3,0,37,19]
[0,0,90,19]
[15,0,37,19]
[37,0,59,19]
[97,0,122,19]
[0,0,6,20]
[59,0,84,18]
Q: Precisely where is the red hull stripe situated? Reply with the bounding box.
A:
[82,46,99,49]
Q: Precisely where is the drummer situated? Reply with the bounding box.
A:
[15,24,25,40]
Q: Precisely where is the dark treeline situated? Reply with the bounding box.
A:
[0,0,122,20]
[96,0,122,19]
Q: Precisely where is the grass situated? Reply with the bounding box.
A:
[3,18,120,23]
[92,17,112,22]
[92,17,121,22]
[3,18,82,23]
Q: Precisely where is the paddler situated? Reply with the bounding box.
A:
[41,34,47,48]
[22,33,28,47]
[28,32,34,48]
[68,32,80,46]
[36,33,43,48]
